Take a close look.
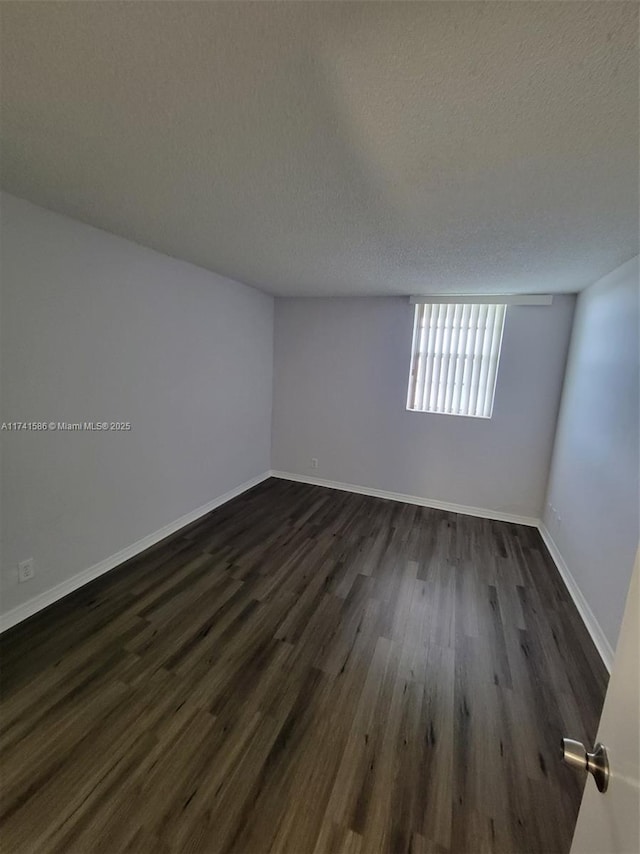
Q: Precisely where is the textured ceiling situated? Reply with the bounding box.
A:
[1,1,638,296]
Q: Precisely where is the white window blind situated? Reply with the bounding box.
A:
[407,302,506,418]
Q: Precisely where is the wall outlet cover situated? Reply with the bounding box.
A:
[18,559,35,583]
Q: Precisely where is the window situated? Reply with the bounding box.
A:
[407,302,506,418]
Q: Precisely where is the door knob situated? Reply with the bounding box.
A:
[561,738,610,793]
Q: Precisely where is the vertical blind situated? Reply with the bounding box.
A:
[407,302,507,418]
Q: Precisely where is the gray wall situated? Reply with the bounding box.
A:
[272,295,575,519]
[543,257,639,652]
[0,194,273,616]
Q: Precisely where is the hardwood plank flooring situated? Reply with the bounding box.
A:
[0,478,608,853]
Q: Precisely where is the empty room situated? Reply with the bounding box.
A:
[0,2,638,853]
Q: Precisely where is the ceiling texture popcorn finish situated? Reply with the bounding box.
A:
[1,1,638,297]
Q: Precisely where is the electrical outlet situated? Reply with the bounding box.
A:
[311,458,319,469]
[18,558,35,583]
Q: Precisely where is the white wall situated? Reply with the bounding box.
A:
[0,194,273,617]
[543,257,639,655]
[272,295,575,520]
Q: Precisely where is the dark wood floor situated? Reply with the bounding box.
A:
[0,478,608,854]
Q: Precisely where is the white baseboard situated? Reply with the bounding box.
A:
[0,471,271,633]
[269,470,539,527]
[538,523,614,672]
[2,468,612,676]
